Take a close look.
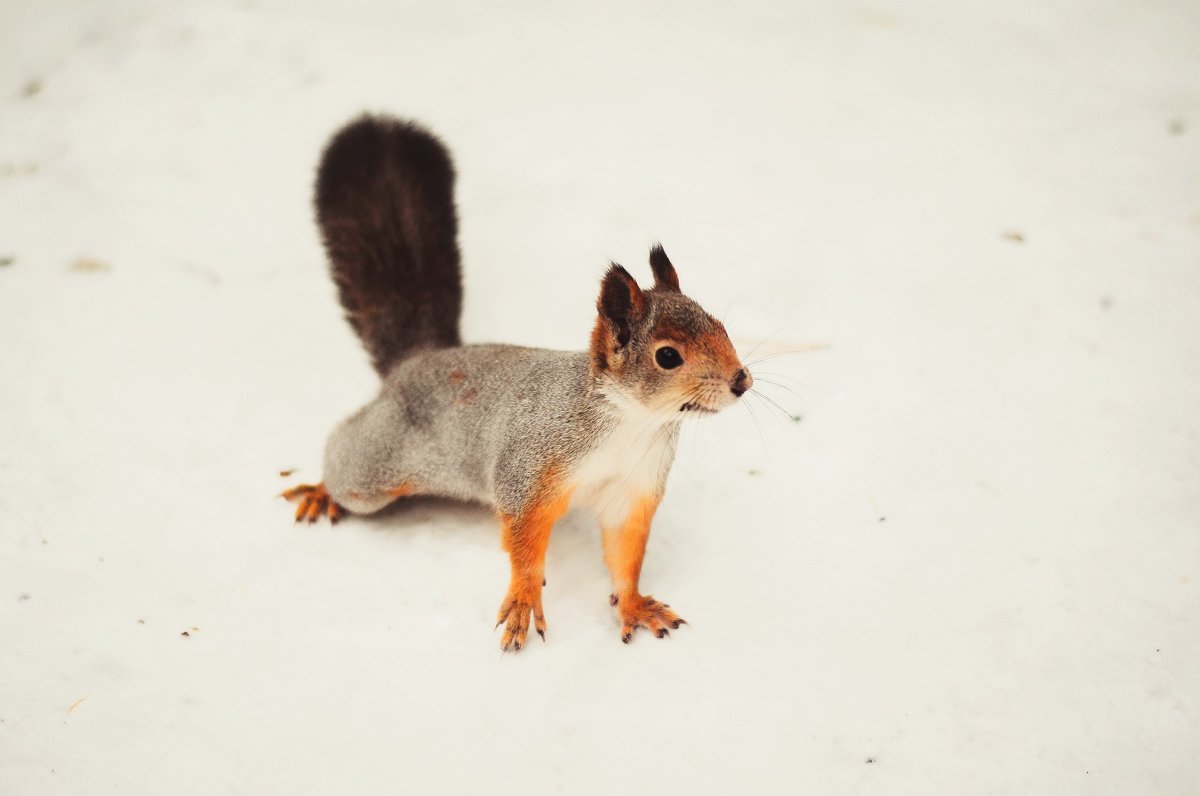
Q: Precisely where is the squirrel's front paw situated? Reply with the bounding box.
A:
[280,482,344,524]
[495,578,546,652]
[611,593,685,644]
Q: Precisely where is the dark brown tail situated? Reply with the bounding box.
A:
[315,114,462,376]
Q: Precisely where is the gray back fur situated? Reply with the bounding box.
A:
[323,345,629,515]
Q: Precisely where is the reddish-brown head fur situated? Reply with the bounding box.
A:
[590,245,751,415]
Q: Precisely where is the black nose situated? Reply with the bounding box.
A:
[731,368,749,397]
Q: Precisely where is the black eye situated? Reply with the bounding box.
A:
[655,346,683,369]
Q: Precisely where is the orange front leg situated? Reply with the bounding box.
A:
[495,479,573,652]
[602,495,685,643]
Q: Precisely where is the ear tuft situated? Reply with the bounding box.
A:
[597,264,644,347]
[649,244,680,292]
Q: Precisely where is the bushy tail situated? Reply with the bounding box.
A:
[315,114,462,376]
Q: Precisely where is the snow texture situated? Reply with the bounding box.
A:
[2,1,1198,793]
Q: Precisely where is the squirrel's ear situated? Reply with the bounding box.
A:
[648,243,680,292]
[597,264,645,347]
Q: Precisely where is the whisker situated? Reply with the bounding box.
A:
[721,295,745,325]
[738,320,795,363]
[748,390,790,427]
[748,388,795,422]
[743,344,830,369]
[754,370,820,391]
[741,393,772,464]
[753,378,808,403]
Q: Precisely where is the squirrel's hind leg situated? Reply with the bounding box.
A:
[279,395,420,523]
[279,480,417,523]
[316,393,424,516]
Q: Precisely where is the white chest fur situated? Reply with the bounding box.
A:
[571,405,680,528]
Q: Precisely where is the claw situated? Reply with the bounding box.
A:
[616,594,685,644]
[280,484,317,500]
[495,586,542,653]
[281,483,344,525]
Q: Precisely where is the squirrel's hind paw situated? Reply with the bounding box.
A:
[280,482,344,525]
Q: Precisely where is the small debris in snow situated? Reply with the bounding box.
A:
[1100,295,1114,310]
[0,162,39,177]
[878,516,887,522]
[748,469,761,476]
[21,79,42,98]
[0,256,13,267]
[177,261,221,285]
[790,414,803,424]
[1167,117,1186,136]
[18,593,31,601]
[180,626,199,637]
[70,257,112,273]
[67,696,88,713]
[866,757,876,764]
[279,468,297,477]
[1002,230,1025,243]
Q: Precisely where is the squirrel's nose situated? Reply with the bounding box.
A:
[730,368,751,397]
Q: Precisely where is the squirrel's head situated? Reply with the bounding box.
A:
[590,244,752,417]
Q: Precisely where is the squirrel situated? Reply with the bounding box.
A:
[281,114,753,651]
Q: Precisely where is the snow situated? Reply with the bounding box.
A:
[2,0,1198,793]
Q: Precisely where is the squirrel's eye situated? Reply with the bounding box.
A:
[655,346,683,369]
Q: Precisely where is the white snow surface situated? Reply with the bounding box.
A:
[2,1,1198,793]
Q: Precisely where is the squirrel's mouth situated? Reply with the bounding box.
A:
[679,401,718,415]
